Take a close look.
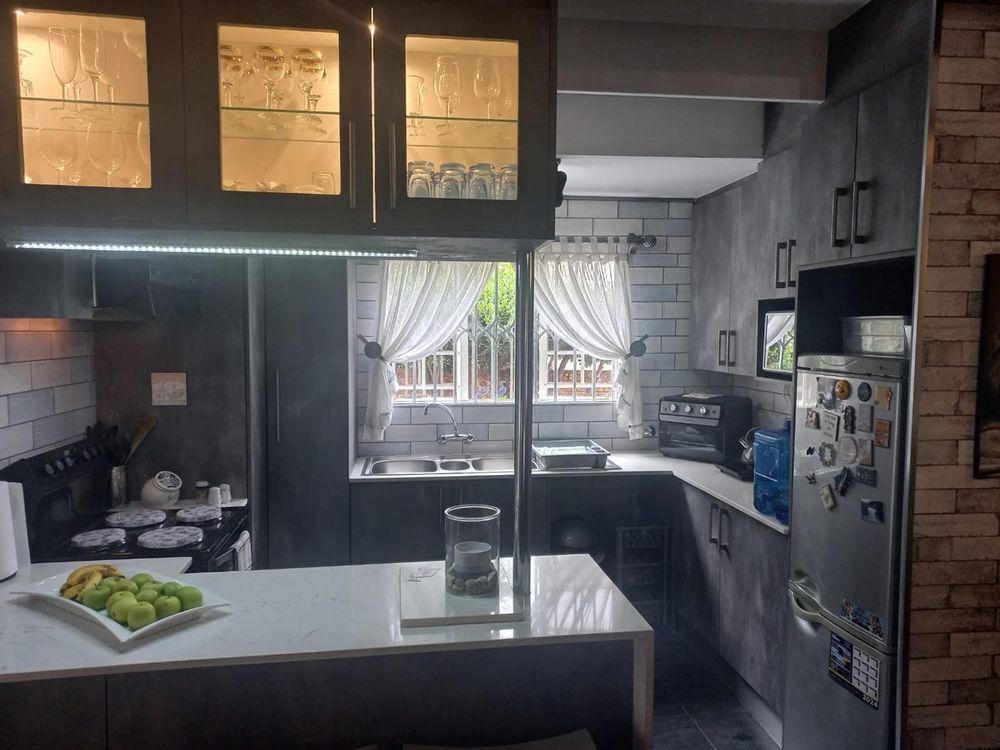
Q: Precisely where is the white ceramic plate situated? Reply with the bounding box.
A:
[8,567,229,643]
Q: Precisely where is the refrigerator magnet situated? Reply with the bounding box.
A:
[819,483,837,510]
[835,379,852,400]
[858,382,872,402]
[874,418,892,449]
[834,466,852,496]
[804,408,820,429]
[856,466,877,486]
[857,438,874,466]
[838,436,858,465]
[819,442,838,467]
[858,404,873,433]
[821,410,841,440]
[874,385,893,409]
[843,406,856,434]
[860,499,885,524]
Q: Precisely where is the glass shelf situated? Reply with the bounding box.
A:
[220,107,340,143]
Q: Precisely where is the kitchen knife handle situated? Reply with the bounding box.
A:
[788,588,824,625]
[786,238,797,288]
[718,330,727,367]
[708,503,719,546]
[719,509,730,552]
[830,185,850,248]
[775,241,787,289]
[851,180,871,244]
[274,369,281,444]
[727,330,736,367]
[389,121,398,209]
[348,121,357,209]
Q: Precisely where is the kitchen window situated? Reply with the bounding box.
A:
[392,263,619,404]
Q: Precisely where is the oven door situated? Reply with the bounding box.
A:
[659,419,725,463]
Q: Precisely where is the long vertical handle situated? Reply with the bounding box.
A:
[774,241,787,289]
[347,121,357,209]
[830,186,849,248]
[708,503,719,546]
[719,509,730,552]
[851,180,871,244]
[274,369,281,444]
[786,239,797,289]
[718,330,726,367]
[389,121,398,209]
[727,330,736,367]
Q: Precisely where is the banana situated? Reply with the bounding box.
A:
[74,571,104,602]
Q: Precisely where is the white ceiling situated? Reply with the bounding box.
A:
[560,155,762,200]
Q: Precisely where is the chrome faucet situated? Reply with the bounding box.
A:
[424,403,475,445]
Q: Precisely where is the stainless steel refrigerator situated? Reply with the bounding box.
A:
[784,354,909,750]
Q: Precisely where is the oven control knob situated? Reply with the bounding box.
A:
[668,404,677,412]
[683,405,692,414]
[698,406,708,415]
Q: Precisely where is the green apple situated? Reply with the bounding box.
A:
[110,597,138,625]
[153,595,183,619]
[131,573,156,588]
[127,602,157,630]
[160,581,182,597]
[81,585,113,611]
[176,586,203,611]
[105,590,136,613]
[112,579,139,594]
[136,588,160,605]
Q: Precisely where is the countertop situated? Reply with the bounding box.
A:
[0,554,651,684]
[351,451,788,535]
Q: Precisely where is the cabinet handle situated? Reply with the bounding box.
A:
[389,121,398,210]
[348,121,357,209]
[708,503,719,546]
[274,369,281,444]
[727,330,736,367]
[774,241,788,289]
[830,185,850,248]
[718,330,727,367]
[786,239,797,289]
[719,509,730,552]
[851,180,871,244]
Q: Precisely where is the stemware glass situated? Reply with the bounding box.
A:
[406,74,425,137]
[87,122,127,187]
[433,55,460,136]
[39,128,79,186]
[291,48,325,111]
[473,57,501,121]
[48,27,79,109]
[98,37,123,105]
[18,49,34,97]
[252,45,286,110]
[219,44,244,107]
[79,25,107,103]
[122,28,147,63]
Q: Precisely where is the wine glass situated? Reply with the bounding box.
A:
[47,27,79,110]
[473,57,501,121]
[219,44,244,107]
[18,49,34,97]
[406,74,424,136]
[252,45,286,110]
[39,128,79,185]
[86,123,127,187]
[79,25,107,103]
[99,37,123,105]
[291,48,325,111]
[433,55,460,136]
[122,28,147,63]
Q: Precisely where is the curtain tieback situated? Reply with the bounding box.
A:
[622,334,649,360]
[358,335,387,363]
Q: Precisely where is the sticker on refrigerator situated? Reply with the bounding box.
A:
[843,406,856,434]
[858,382,872,402]
[804,408,821,429]
[856,466,877,486]
[857,438,874,466]
[861,499,885,523]
[874,419,892,449]
[842,599,885,640]
[821,411,841,440]
[858,404,874,433]
[874,385,893,410]
[828,633,880,710]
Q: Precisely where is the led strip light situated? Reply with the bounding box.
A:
[10,241,418,258]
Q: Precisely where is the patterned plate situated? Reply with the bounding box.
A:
[105,509,167,529]
[137,526,204,550]
[176,506,222,525]
[71,528,127,549]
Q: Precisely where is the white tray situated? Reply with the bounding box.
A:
[9,567,229,643]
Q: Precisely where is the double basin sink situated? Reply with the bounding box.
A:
[364,455,515,475]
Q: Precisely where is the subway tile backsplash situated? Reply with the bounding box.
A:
[0,319,97,467]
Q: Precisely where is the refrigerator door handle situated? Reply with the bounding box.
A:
[788,588,825,625]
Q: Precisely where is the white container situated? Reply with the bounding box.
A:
[140,471,182,509]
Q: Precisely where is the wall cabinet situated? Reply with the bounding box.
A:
[671,484,789,712]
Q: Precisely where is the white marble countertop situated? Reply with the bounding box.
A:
[350,452,788,535]
[0,554,651,684]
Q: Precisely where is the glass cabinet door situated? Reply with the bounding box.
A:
[182,0,371,231]
[0,0,187,221]
[374,0,553,238]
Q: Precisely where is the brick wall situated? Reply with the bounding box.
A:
[0,318,97,469]
[907,4,1000,748]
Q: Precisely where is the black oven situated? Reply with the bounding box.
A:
[658,395,752,469]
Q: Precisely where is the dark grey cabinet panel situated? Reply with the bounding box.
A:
[264,258,351,568]
[671,484,720,650]
[853,61,929,258]
[691,187,737,373]
[718,507,790,713]
[793,95,857,280]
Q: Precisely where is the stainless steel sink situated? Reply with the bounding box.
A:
[470,456,514,472]
[368,458,438,475]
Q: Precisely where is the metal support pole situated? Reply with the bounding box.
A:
[513,247,534,598]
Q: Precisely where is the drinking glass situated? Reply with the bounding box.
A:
[499,164,517,200]
[436,162,465,199]
[406,74,425,136]
[219,44,244,107]
[122,28,147,63]
[48,27,79,108]
[86,123,127,187]
[18,49,34,97]
[473,57,501,121]
[406,160,434,198]
[433,55,460,136]
[291,48,325,111]
[39,128,78,185]
[253,45,286,110]
[467,163,496,200]
[79,25,107,102]
[98,37,123,105]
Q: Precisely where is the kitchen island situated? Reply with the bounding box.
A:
[1,554,652,749]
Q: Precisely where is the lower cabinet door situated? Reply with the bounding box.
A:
[350,482,447,565]
[671,484,720,649]
[718,508,790,712]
